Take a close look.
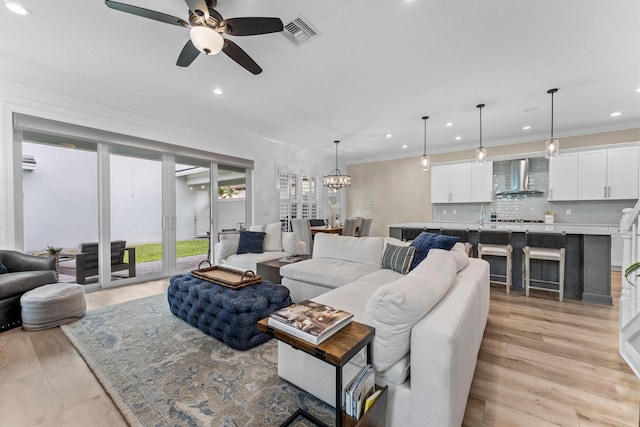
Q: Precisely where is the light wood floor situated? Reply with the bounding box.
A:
[0,275,638,426]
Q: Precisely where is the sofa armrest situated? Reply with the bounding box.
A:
[0,250,55,272]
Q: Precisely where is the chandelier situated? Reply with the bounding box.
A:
[323,140,352,189]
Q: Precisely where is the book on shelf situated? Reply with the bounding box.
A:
[267,300,353,345]
[344,364,376,419]
[363,388,382,414]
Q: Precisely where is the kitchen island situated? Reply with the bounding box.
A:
[389,222,616,305]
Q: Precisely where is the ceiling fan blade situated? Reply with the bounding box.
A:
[222,17,284,36]
[222,40,262,74]
[185,0,209,20]
[105,0,189,27]
[177,40,200,67]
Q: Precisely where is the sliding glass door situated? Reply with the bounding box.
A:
[110,147,163,282]
[14,114,254,290]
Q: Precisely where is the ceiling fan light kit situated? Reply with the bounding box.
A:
[104,0,283,74]
[190,26,223,55]
[545,88,560,159]
[475,103,486,165]
[323,140,352,189]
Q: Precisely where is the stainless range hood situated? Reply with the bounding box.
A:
[496,159,544,196]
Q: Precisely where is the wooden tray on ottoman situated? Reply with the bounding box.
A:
[191,262,262,289]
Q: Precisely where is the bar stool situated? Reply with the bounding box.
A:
[523,232,566,302]
[441,228,473,257]
[477,230,513,293]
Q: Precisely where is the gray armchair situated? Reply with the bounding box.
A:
[0,250,57,331]
[58,240,136,285]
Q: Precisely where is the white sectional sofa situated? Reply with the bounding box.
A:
[213,222,306,272]
[278,233,490,427]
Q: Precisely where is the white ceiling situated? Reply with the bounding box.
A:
[1,0,639,164]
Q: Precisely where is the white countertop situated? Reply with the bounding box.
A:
[388,222,620,236]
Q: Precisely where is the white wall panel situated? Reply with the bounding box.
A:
[0,55,333,249]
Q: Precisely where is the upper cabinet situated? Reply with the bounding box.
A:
[549,144,638,201]
[548,153,579,201]
[578,146,638,200]
[431,161,492,203]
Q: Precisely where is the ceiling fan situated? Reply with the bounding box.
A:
[105,0,284,74]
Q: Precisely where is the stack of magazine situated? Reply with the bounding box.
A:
[344,364,376,419]
[267,300,353,345]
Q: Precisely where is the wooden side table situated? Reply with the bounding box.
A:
[258,318,385,427]
[256,255,310,284]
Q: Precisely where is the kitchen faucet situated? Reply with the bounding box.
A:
[479,205,486,224]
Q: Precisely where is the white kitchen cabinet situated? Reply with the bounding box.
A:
[471,162,494,202]
[548,152,579,200]
[607,146,639,199]
[430,162,492,203]
[578,146,639,200]
[449,164,472,202]
[430,165,452,203]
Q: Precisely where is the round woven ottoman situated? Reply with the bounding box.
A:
[20,283,86,330]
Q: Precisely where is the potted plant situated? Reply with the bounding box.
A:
[625,262,640,287]
[45,245,63,272]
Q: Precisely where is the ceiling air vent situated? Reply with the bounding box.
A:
[282,16,319,46]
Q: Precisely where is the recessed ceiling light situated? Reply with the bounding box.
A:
[455,136,462,141]
[636,88,640,93]
[445,122,453,127]
[212,88,223,95]
[401,144,408,149]
[610,111,622,117]
[385,134,392,138]
[522,125,531,130]
[6,2,31,15]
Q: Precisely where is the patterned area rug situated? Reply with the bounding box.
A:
[61,294,335,427]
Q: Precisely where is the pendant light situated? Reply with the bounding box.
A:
[475,104,486,165]
[323,140,352,189]
[420,116,430,172]
[545,88,559,159]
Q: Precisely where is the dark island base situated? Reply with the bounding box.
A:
[390,227,612,305]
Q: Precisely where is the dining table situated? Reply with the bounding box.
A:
[310,226,342,237]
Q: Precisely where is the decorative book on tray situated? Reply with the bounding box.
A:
[267,300,353,345]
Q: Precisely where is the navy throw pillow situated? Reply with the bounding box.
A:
[0,261,6,274]
[409,232,459,271]
[237,231,266,254]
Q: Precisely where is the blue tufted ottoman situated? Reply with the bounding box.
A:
[168,273,292,350]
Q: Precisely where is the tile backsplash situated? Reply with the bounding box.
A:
[432,158,633,225]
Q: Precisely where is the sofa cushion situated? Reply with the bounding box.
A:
[377,353,411,385]
[313,234,384,269]
[382,244,415,274]
[218,233,240,260]
[0,262,6,274]
[409,232,459,271]
[363,249,457,371]
[450,242,470,272]
[384,236,411,247]
[250,222,282,252]
[237,231,266,254]
[0,271,58,299]
[281,258,378,289]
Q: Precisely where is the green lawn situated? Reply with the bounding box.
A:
[130,239,208,263]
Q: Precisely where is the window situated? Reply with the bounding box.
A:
[279,172,317,230]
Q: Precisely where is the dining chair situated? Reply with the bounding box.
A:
[358,218,373,237]
[342,218,362,237]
